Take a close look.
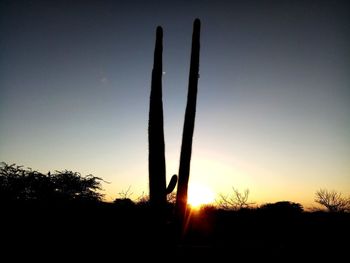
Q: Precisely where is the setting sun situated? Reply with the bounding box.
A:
[187,184,215,208]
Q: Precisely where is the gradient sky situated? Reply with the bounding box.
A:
[1,0,349,206]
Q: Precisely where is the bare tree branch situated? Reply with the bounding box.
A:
[216,187,255,210]
[315,189,350,212]
[118,186,133,199]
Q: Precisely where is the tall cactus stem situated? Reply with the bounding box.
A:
[175,18,201,227]
[148,26,167,209]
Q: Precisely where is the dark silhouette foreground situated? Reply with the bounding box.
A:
[1,163,349,260]
[2,198,349,260]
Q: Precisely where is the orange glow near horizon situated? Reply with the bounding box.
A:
[187,183,215,208]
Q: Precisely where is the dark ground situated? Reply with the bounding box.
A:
[2,202,349,261]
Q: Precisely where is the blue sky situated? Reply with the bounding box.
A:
[1,0,349,205]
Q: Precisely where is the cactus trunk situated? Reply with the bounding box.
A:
[175,19,201,226]
[148,26,167,209]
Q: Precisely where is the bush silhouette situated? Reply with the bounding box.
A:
[259,201,303,213]
[0,162,104,203]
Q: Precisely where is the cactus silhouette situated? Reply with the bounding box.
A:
[148,26,167,209]
[148,27,178,211]
[148,19,200,228]
[175,18,201,226]
[166,174,178,194]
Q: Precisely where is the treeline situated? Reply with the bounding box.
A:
[1,162,349,214]
[0,162,104,204]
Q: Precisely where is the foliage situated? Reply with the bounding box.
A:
[0,162,105,203]
[113,198,135,208]
[134,191,176,208]
[315,189,350,212]
[217,187,255,210]
[136,191,150,204]
[113,186,136,208]
[166,192,177,204]
[259,201,303,213]
[117,186,133,199]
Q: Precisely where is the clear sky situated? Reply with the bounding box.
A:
[1,0,349,206]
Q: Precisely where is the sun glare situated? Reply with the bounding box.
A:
[187,184,215,208]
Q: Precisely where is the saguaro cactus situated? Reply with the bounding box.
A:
[148,26,167,209]
[148,27,178,211]
[175,18,201,224]
[148,19,200,224]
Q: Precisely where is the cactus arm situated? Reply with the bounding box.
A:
[166,174,178,194]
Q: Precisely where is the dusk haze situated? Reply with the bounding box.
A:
[1,0,349,208]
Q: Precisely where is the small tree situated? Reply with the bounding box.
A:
[113,186,135,207]
[0,162,105,203]
[117,186,133,199]
[217,187,255,210]
[315,189,350,212]
[52,170,105,201]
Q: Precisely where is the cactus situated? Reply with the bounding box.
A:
[148,19,200,228]
[166,174,178,194]
[148,27,178,211]
[175,19,201,226]
[148,26,167,209]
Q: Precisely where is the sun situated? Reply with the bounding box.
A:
[187,183,215,208]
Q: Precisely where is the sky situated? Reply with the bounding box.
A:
[1,0,349,206]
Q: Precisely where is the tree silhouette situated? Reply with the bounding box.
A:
[52,170,104,202]
[0,163,50,202]
[217,187,255,210]
[315,189,350,212]
[0,162,104,203]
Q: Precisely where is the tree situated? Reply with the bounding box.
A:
[315,189,350,212]
[217,187,255,210]
[52,170,104,202]
[0,162,105,203]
